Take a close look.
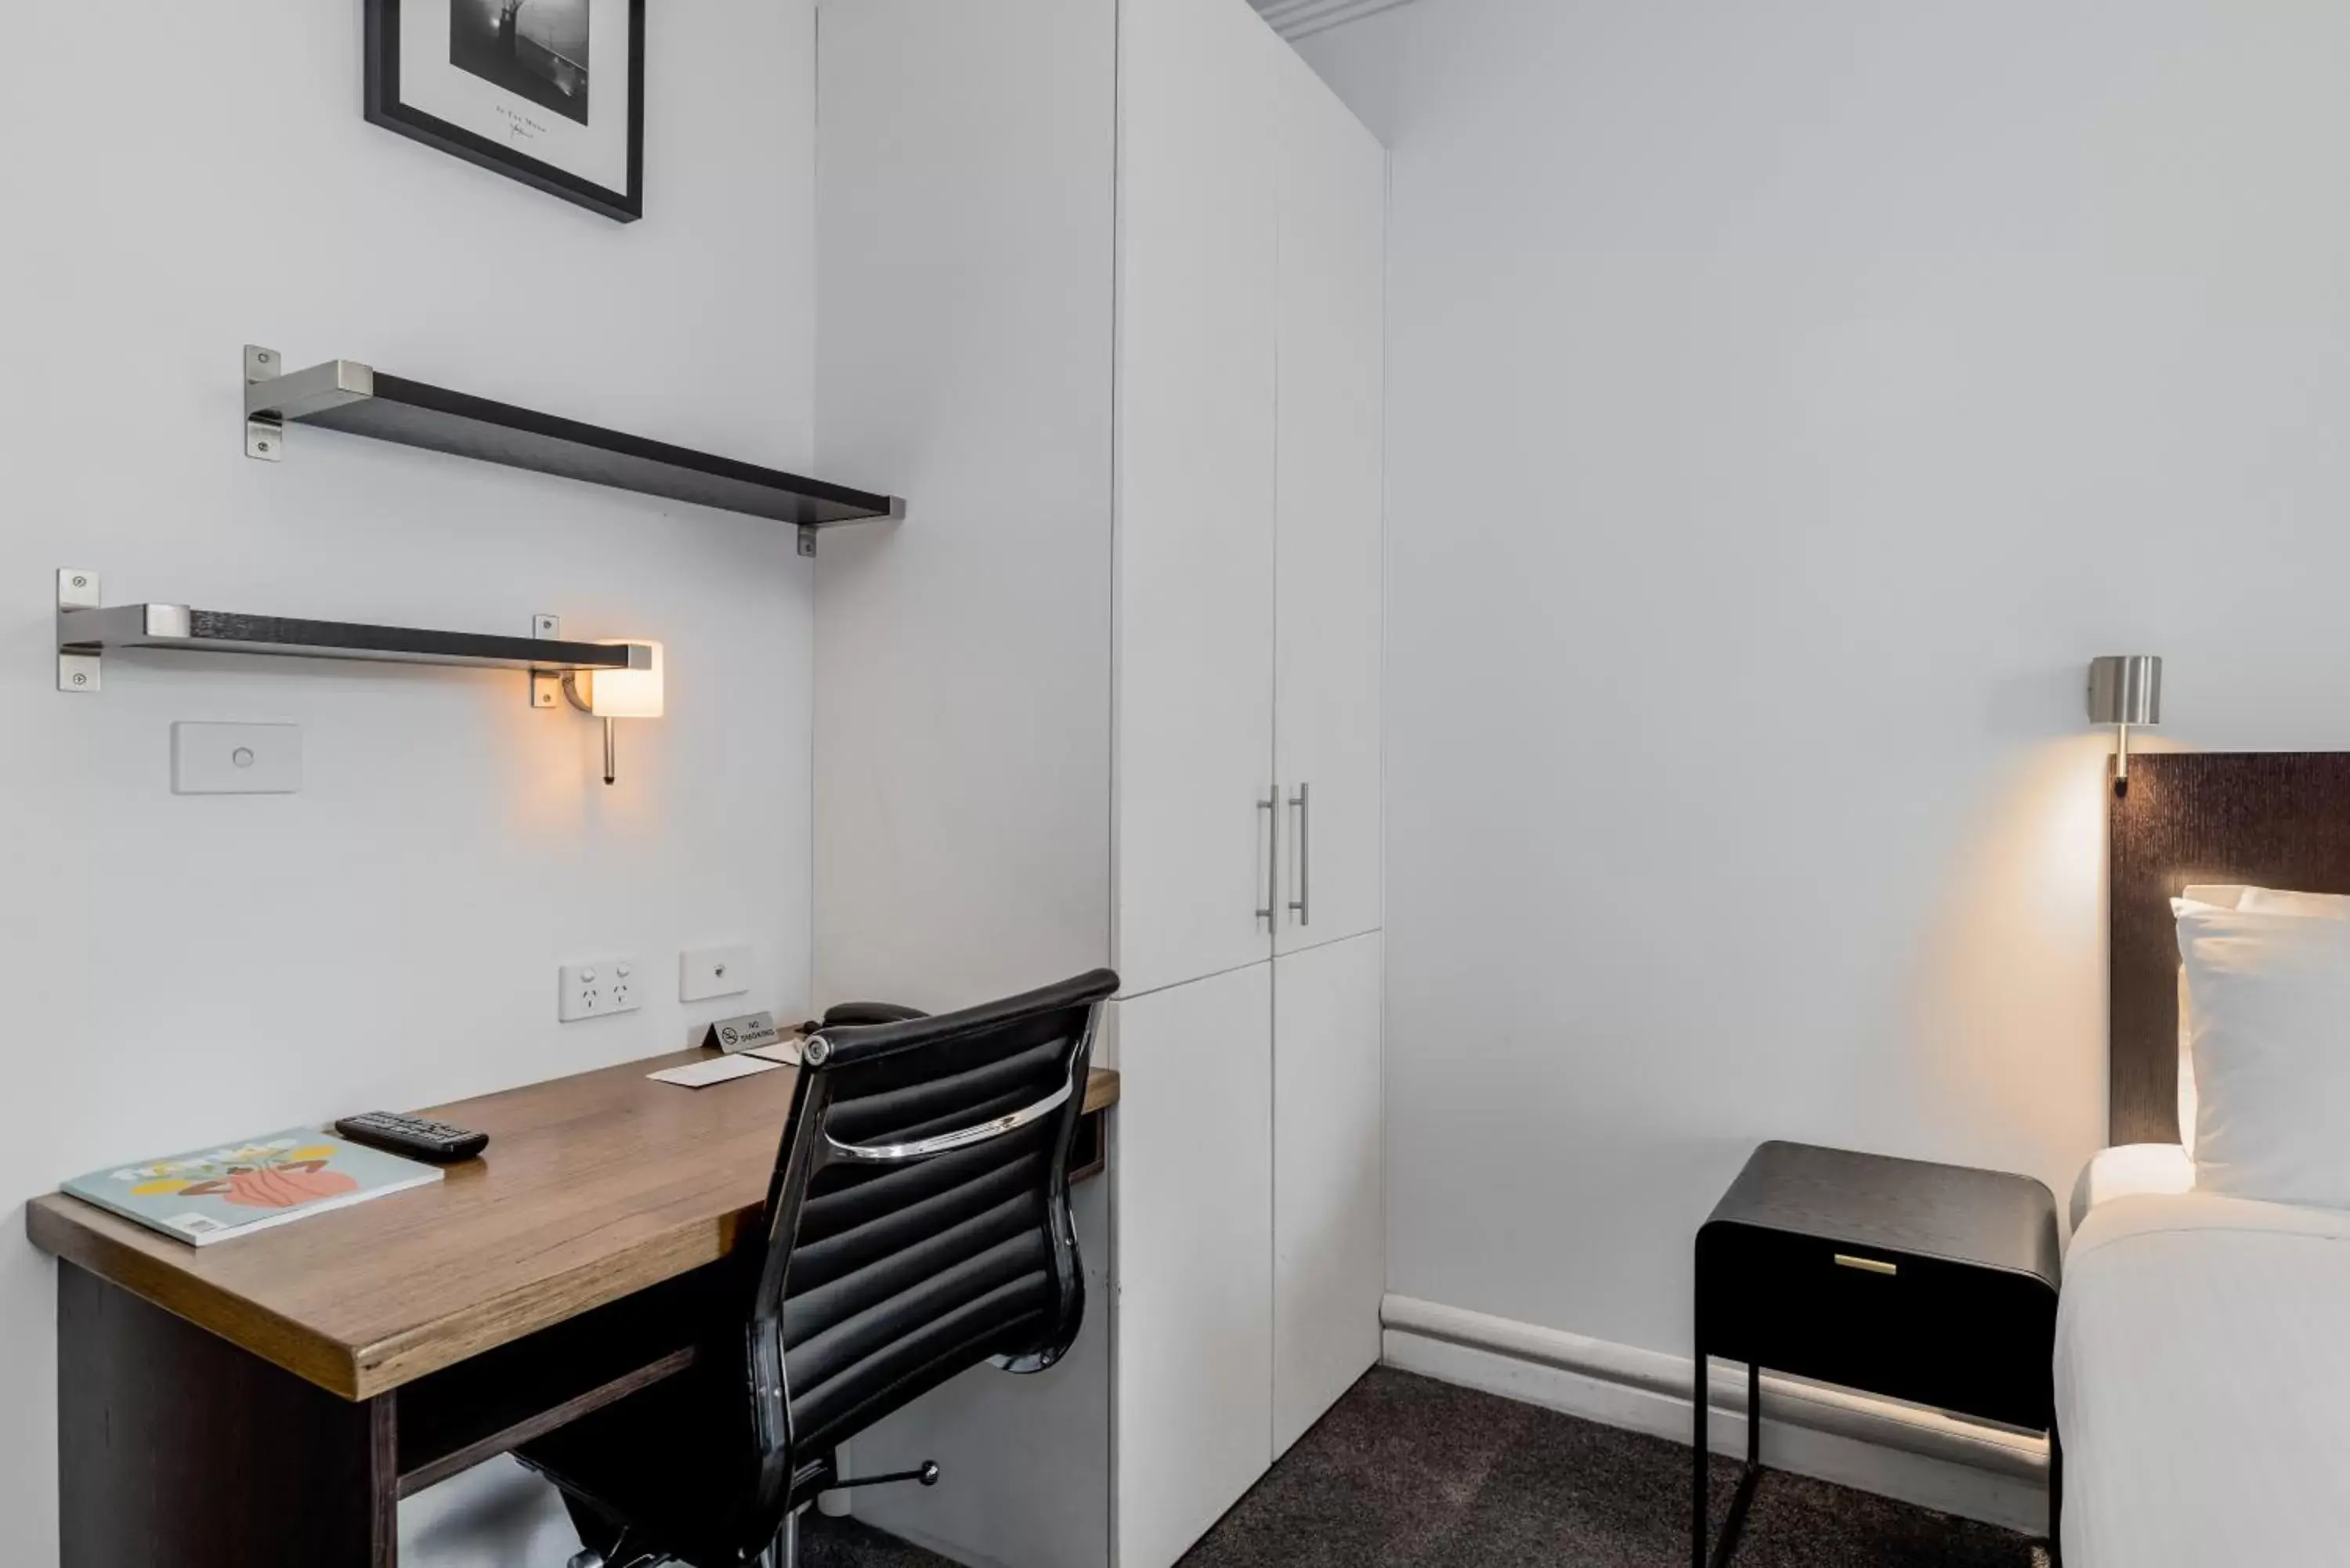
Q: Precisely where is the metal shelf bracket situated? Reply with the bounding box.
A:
[531,614,564,708]
[244,344,374,462]
[56,569,102,693]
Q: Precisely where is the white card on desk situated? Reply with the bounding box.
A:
[745,1038,802,1065]
[648,1053,783,1089]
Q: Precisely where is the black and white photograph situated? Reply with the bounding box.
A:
[365,0,643,222]
[449,0,591,126]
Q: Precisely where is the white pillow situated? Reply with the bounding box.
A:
[2241,887,2350,919]
[2171,893,2243,1154]
[2168,887,2350,1157]
[2174,966,2198,1155]
[2175,904,2350,1209]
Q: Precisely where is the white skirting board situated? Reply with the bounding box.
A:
[1380,1295,2051,1537]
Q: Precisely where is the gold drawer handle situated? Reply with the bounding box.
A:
[1835,1254,1898,1277]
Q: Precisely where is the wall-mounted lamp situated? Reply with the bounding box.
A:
[2088,655,2161,797]
[563,640,663,786]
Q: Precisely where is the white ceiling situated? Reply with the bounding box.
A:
[1251,0,1423,43]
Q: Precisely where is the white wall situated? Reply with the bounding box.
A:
[0,2,820,1562]
[812,0,1115,1013]
[1303,0,2350,1358]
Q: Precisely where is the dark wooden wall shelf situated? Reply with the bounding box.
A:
[60,605,647,673]
[52,567,648,695]
[242,345,905,537]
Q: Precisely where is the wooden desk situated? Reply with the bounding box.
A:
[26,1046,1120,1568]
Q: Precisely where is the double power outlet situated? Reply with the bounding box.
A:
[558,959,641,1022]
[557,945,754,1024]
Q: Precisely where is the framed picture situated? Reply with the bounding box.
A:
[365,0,645,222]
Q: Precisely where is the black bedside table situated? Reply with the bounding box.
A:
[1692,1140,2061,1568]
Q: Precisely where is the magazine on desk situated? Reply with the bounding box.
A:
[60,1129,443,1245]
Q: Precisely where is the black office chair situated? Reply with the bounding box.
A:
[519,967,1119,1568]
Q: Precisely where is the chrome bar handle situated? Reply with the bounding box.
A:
[1257,786,1281,927]
[1287,782,1311,927]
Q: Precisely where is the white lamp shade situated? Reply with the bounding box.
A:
[589,641,663,719]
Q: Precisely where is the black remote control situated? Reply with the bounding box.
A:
[334,1111,490,1164]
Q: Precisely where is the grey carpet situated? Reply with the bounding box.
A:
[799,1516,962,1568]
[799,1367,2048,1567]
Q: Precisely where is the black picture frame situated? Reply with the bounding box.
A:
[364,0,645,223]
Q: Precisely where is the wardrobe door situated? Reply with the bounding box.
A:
[1111,961,1275,1568]
[1271,930,1385,1457]
[1114,0,1282,996]
[1271,50,1386,958]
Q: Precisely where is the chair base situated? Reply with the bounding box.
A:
[564,1506,796,1568]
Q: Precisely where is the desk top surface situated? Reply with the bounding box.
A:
[27,1049,1120,1401]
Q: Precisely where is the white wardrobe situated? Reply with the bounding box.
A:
[813,2,1384,1564]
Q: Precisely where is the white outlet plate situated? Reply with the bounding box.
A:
[681,945,754,1003]
[559,957,644,1023]
[172,723,302,794]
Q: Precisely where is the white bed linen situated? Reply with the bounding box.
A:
[2057,1191,2350,1566]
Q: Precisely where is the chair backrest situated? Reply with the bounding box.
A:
[738,968,1117,1538]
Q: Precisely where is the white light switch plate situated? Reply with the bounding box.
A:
[559,959,644,1022]
[681,945,754,1003]
[172,723,302,794]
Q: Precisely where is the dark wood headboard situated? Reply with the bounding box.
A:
[2110,753,2350,1143]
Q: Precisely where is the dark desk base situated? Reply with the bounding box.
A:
[61,1263,398,1568]
[58,1262,714,1568]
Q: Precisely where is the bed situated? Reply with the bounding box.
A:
[2056,753,2350,1566]
[2059,1178,2350,1563]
